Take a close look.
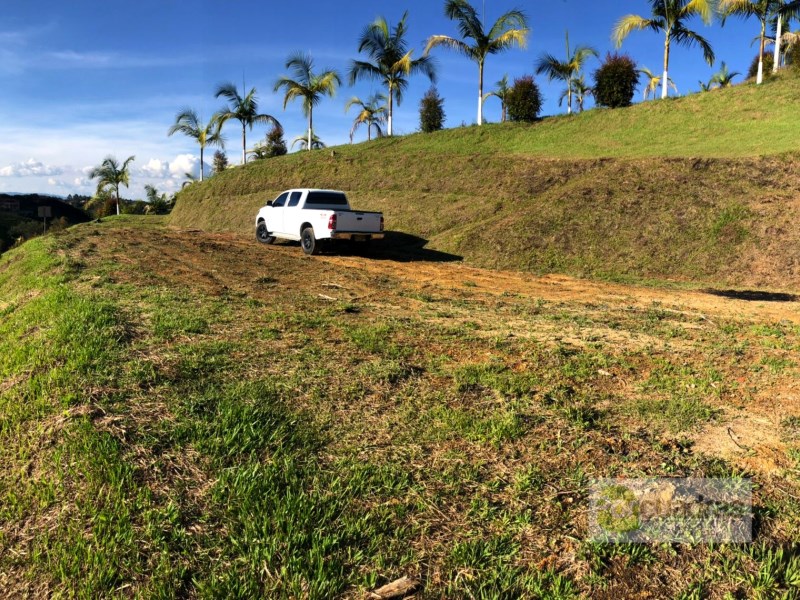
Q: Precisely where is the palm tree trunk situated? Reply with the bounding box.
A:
[662,33,671,100]
[115,184,120,216]
[567,76,573,115]
[757,19,766,84]
[200,146,204,182]
[388,86,394,136]
[241,123,247,164]
[308,109,313,152]
[774,15,783,72]
[477,60,484,126]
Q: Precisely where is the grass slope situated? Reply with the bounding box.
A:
[172,72,800,290]
[2,217,800,597]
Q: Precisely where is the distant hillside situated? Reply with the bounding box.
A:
[0,194,90,252]
[171,72,800,290]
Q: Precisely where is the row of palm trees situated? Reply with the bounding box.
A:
[614,0,800,101]
[167,0,800,174]
[168,0,529,169]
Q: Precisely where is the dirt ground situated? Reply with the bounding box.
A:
[83,224,800,478]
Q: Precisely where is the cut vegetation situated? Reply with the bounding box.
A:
[173,72,800,290]
[2,72,800,598]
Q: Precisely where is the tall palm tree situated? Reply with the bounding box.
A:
[773,2,800,69]
[274,52,341,152]
[425,0,529,126]
[89,155,135,216]
[560,75,593,112]
[483,74,510,122]
[614,0,715,99]
[710,60,741,86]
[535,31,598,115]
[345,93,388,142]
[720,0,777,83]
[213,84,280,165]
[349,12,436,137]
[639,66,678,99]
[291,131,326,151]
[167,109,223,182]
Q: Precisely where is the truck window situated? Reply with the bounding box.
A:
[305,191,348,206]
[272,192,289,207]
[288,191,302,207]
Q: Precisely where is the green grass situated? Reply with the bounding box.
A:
[3,213,800,597]
[171,71,800,290]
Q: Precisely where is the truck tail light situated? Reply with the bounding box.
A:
[328,214,337,231]
[380,216,384,232]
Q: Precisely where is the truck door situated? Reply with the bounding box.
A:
[283,191,303,238]
[268,191,290,235]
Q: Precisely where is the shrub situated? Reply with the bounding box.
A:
[264,126,288,157]
[213,150,228,174]
[506,76,543,123]
[593,53,639,108]
[419,87,446,133]
[747,52,774,79]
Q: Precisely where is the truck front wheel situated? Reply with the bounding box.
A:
[301,227,319,255]
[256,221,275,245]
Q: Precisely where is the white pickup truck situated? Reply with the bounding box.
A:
[255,189,384,255]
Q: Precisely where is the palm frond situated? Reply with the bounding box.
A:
[487,29,529,54]
[613,15,660,47]
[487,9,528,41]
[673,25,716,64]
[424,35,473,58]
[683,0,717,24]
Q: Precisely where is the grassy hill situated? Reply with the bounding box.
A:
[172,71,800,290]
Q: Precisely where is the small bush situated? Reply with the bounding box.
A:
[747,52,774,79]
[419,87,446,133]
[212,150,228,174]
[593,53,639,108]
[265,126,287,157]
[506,76,542,123]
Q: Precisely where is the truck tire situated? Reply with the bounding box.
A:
[256,221,275,245]
[301,227,319,255]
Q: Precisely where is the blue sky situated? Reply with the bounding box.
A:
[0,1,772,198]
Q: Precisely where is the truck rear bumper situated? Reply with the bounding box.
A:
[330,232,385,241]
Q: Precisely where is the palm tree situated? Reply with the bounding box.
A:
[639,66,678,99]
[773,2,800,70]
[535,31,597,115]
[213,83,280,165]
[710,61,741,86]
[89,155,135,216]
[349,12,436,137]
[561,75,593,112]
[425,0,529,125]
[698,79,714,91]
[291,131,326,151]
[720,0,777,83]
[274,52,341,152]
[483,74,510,122]
[167,109,223,182]
[614,0,715,100]
[345,93,388,142]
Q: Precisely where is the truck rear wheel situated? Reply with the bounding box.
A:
[301,227,319,255]
[256,221,275,245]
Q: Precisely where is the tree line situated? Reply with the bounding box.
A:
[88,0,800,211]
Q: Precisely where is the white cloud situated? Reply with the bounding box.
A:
[141,158,168,178]
[168,154,205,179]
[0,158,63,177]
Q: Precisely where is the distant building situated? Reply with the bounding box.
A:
[0,197,19,213]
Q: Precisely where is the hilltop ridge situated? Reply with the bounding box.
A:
[171,72,800,290]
